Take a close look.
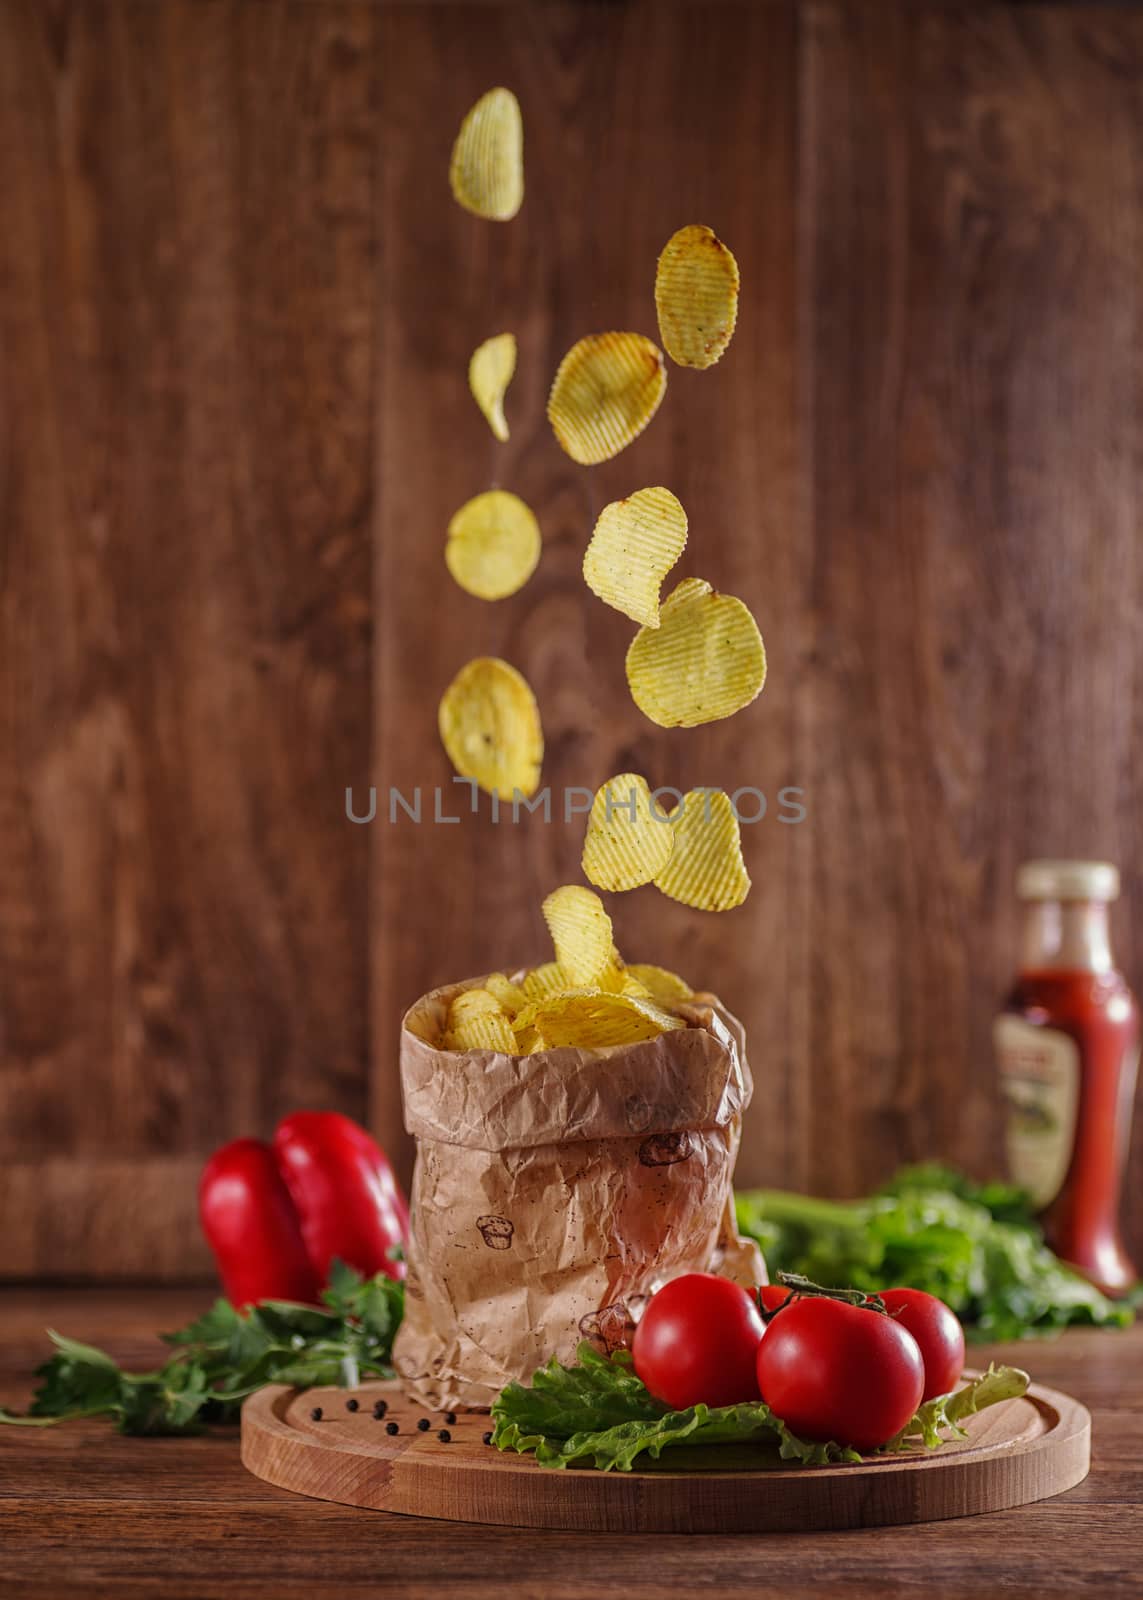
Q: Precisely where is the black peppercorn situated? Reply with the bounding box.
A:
[416,1417,431,1432]
[482,1431,493,1446]
[373,1399,388,1418]
[445,1412,457,1425]
[438,1428,451,1443]
[385,1421,399,1436]
[310,1406,323,1422]
[346,1398,359,1413]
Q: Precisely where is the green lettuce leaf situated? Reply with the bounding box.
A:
[491,1341,1029,1473]
[736,1171,1133,1341]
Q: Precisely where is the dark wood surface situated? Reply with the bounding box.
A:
[2,1287,1141,1596]
[3,0,1143,1280]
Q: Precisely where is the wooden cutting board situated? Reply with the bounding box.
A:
[241,1374,1090,1532]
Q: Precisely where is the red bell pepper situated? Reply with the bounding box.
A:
[199,1112,407,1307]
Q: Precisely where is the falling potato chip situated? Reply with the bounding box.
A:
[469,333,517,442]
[626,577,766,728]
[541,885,613,986]
[581,772,675,892]
[524,988,683,1048]
[624,964,694,1006]
[449,87,523,221]
[655,224,740,370]
[446,490,541,601]
[583,488,688,627]
[485,971,528,1016]
[520,961,569,1001]
[654,789,751,912]
[438,656,543,800]
[547,333,667,465]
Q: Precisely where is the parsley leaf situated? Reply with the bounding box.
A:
[0,1263,404,1436]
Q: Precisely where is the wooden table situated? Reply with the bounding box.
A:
[2,1288,1140,1597]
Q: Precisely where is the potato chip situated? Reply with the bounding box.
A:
[446,1011,517,1054]
[484,971,528,1016]
[583,488,688,627]
[547,333,667,465]
[626,577,766,728]
[655,224,740,370]
[449,87,523,221]
[469,333,516,442]
[443,986,517,1053]
[541,885,613,986]
[524,989,683,1048]
[445,490,541,601]
[653,789,751,911]
[581,771,675,892]
[449,987,504,1024]
[520,961,569,1001]
[438,656,543,800]
[624,964,694,1006]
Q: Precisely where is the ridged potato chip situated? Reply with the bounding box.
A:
[448,987,503,1023]
[445,490,541,601]
[444,986,517,1053]
[523,988,683,1048]
[446,1010,517,1054]
[484,971,528,1016]
[438,656,543,800]
[583,488,688,627]
[581,771,675,892]
[624,963,694,1005]
[547,333,667,465]
[655,224,740,370]
[626,577,766,728]
[520,961,569,1001]
[541,885,612,986]
[449,87,523,221]
[654,789,751,912]
[469,333,516,441]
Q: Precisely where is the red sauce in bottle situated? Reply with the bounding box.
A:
[995,861,1139,1296]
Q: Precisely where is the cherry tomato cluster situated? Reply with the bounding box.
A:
[631,1272,966,1453]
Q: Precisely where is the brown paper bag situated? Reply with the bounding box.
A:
[392,978,765,1411]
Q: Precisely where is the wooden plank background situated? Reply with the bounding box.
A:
[1,0,1141,1280]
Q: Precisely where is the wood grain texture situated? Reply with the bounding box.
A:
[239,1373,1089,1533]
[0,1289,1138,1597]
[0,0,377,1276]
[2,1,1143,1277]
[800,4,1143,1238]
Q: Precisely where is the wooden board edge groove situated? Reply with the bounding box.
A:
[241,1379,1091,1534]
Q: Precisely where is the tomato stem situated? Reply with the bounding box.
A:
[757,1273,891,1321]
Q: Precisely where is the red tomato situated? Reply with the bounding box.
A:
[879,1288,966,1401]
[633,1273,765,1410]
[758,1285,794,1314]
[755,1297,925,1451]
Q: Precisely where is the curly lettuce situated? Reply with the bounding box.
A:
[490,1341,1028,1472]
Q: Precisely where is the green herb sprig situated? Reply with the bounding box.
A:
[0,1261,404,1436]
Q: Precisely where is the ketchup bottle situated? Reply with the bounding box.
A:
[995,861,1139,1295]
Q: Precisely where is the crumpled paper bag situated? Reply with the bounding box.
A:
[392,978,765,1411]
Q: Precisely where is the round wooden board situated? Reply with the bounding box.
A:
[240,1374,1090,1533]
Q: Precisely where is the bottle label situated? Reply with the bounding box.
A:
[994,1015,1079,1208]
